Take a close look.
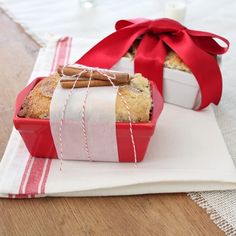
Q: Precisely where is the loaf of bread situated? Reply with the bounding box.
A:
[18,73,152,122]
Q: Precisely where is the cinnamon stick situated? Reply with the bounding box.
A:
[57,65,131,84]
[61,79,125,89]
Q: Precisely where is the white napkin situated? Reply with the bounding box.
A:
[0,36,235,198]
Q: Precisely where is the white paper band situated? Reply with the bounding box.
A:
[50,80,119,162]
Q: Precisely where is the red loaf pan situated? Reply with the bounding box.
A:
[13,77,164,162]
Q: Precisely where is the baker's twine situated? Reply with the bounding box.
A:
[58,65,137,170]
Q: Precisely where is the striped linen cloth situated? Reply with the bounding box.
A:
[0,36,236,199]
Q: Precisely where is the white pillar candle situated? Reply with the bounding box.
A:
[165,1,186,23]
[79,0,95,8]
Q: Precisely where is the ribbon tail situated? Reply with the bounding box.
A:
[134,34,167,94]
[162,31,222,109]
[187,29,230,55]
[76,25,148,69]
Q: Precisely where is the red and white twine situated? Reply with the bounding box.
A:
[80,70,93,161]
[58,65,137,167]
[58,67,87,170]
[96,69,137,165]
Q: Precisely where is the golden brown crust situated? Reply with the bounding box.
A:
[18,74,59,119]
[164,51,190,72]
[18,73,152,122]
[116,74,151,122]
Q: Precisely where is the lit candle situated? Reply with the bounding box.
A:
[165,1,186,23]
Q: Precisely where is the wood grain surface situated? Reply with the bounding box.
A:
[0,9,224,236]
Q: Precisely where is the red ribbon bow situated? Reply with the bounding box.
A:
[76,18,229,109]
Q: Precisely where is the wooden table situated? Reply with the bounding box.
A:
[0,10,223,235]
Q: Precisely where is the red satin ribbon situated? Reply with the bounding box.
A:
[76,18,229,110]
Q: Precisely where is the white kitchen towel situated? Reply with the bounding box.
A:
[0,36,236,199]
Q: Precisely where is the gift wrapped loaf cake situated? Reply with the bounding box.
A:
[14,66,164,161]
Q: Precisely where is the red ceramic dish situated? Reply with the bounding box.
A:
[13,77,163,162]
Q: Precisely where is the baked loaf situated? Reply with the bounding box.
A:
[18,73,152,122]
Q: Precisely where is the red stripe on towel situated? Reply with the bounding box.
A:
[24,158,45,194]
[40,159,52,194]
[19,155,33,194]
[16,37,72,197]
[50,36,72,74]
